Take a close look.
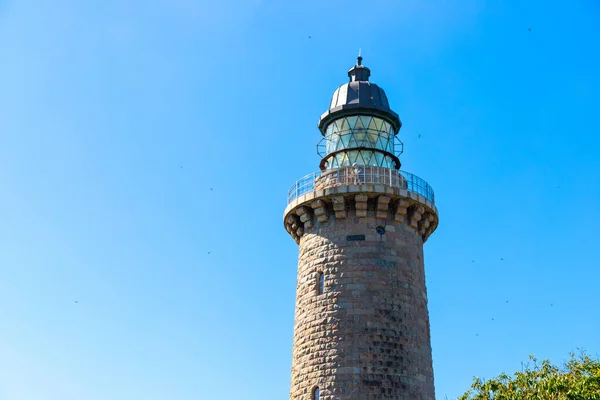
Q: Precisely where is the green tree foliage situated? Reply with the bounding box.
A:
[458,352,600,400]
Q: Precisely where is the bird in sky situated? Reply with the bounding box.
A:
[418,134,421,138]
[528,28,532,31]
[74,301,79,304]
[308,36,311,39]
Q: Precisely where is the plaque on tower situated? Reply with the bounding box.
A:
[346,234,366,241]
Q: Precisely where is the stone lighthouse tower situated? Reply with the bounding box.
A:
[283,57,439,400]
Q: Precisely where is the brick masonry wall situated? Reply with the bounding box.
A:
[290,205,435,400]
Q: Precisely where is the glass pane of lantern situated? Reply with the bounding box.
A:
[337,118,348,133]
[387,138,394,153]
[354,117,365,130]
[330,135,340,152]
[368,117,378,133]
[340,133,350,148]
[387,122,395,135]
[372,117,383,131]
[367,132,378,147]
[338,153,349,166]
[347,151,359,165]
[346,116,358,129]
[358,134,366,148]
[360,116,371,131]
[361,151,373,166]
[381,121,390,134]
[378,136,390,151]
[325,139,333,154]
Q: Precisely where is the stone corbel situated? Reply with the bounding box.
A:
[395,199,410,222]
[418,212,433,235]
[296,206,314,230]
[286,214,301,241]
[376,195,391,219]
[332,196,346,219]
[355,194,368,218]
[311,200,328,223]
[409,205,425,229]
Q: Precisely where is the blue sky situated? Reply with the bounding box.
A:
[1,1,599,399]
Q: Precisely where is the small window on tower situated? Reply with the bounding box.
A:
[317,272,324,295]
[313,387,320,400]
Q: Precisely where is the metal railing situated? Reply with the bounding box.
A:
[287,166,435,204]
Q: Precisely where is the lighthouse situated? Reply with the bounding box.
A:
[283,56,438,400]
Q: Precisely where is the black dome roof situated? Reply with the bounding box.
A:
[318,57,401,134]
